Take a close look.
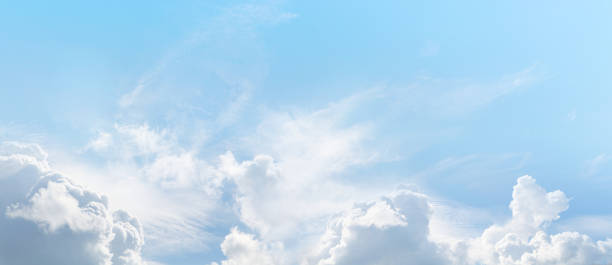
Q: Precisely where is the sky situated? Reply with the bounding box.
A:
[1,1,612,264]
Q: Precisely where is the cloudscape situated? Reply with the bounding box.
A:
[2,1,612,265]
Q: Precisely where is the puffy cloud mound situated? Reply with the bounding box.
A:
[307,188,449,265]
[462,175,612,265]
[211,227,277,265]
[211,173,612,265]
[0,142,145,265]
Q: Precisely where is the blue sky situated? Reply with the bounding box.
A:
[1,1,612,265]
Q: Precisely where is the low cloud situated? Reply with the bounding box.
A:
[211,227,277,265]
[455,175,610,265]
[0,142,146,265]
[4,141,612,265]
[211,174,612,265]
[307,188,448,265]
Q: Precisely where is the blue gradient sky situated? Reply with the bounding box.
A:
[2,1,612,264]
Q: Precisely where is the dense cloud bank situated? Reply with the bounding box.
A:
[211,154,612,265]
[2,141,611,265]
[454,175,612,265]
[0,142,145,265]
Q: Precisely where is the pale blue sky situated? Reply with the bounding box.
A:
[1,1,612,264]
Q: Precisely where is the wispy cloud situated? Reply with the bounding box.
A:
[118,2,297,110]
[585,153,612,177]
[393,64,544,118]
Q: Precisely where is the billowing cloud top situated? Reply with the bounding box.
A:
[0,142,145,265]
[210,150,612,265]
[2,140,612,265]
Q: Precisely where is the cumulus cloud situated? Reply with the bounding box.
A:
[210,174,612,265]
[211,227,278,265]
[201,92,386,249]
[82,87,612,265]
[80,117,612,265]
[80,90,386,256]
[216,151,364,245]
[0,142,145,265]
[307,188,449,265]
[459,175,612,265]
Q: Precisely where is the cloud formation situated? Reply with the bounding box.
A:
[307,189,448,265]
[82,124,227,255]
[210,173,612,265]
[4,138,612,265]
[211,228,277,265]
[80,89,611,265]
[0,142,145,265]
[459,175,612,265]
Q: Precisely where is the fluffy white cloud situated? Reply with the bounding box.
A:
[210,173,612,265]
[80,119,612,265]
[460,175,612,265]
[0,142,145,265]
[307,188,449,265]
[79,90,384,257]
[216,151,363,245]
[211,228,278,265]
[207,93,385,245]
[78,91,612,265]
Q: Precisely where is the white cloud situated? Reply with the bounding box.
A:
[508,176,568,229]
[0,142,145,265]
[77,120,612,265]
[65,88,612,265]
[585,153,612,177]
[413,153,531,192]
[306,188,449,265]
[117,1,296,125]
[114,124,175,158]
[0,141,48,161]
[202,94,384,260]
[81,91,383,256]
[209,174,612,265]
[246,90,380,181]
[216,152,357,242]
[84,123,223,191]
[86,75,612,265]
[77,124,230,256]
[211,227,278,265]
[82,92,612,265]
[458,175,612,265]
[86,131,114,152]
[395,65,543,118]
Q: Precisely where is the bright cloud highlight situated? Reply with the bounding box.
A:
[0,142,145,265]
